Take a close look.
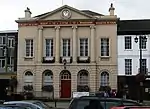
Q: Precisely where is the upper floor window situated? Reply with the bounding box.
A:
[141,59,147,74]
[25,39,33,57]
[80,38,88,56]
[0,47,4,57]
[8,38,15,48]
[62,39,70,57]
[125,59,132,75]
[45,39,53,57]
[0,59,5,68]
[141,40,147,49]
[8,57,14,66]
[0,36,6,45]
[101,38,109,56]
[125,36,132,49]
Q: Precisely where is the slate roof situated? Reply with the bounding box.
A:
[118,19,150,35]
[81,10,104,16]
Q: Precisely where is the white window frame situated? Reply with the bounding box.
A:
[25,39,33,57]
[24,71,34,85]
[43,72,53,85]
[125,36,132,49]
[141,40,147,49]
[61,39,70,57]
[8,38,15,48]
[101,38,109,57]
[100,72,109,86]
[125,59,132,75]
[79,38,88,57]
[0,59,5,68]
[45,39,53,57]
[77,71,88,86]
[0,36,6,45]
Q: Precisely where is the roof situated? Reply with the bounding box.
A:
[3,101,42,108]
[81,10,104,16]
[0,30,18,34]
[76,96,138,102]
[118,19,150,35]
[34,5,103,18]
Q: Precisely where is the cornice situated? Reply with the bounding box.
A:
[17,18,117,27]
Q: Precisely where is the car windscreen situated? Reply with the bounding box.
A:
[33,102,50,109]
[100,100,122,109]
[0,106,26,109]
[71,99,103,109]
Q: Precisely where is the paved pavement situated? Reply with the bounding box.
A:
[45,101,70,109]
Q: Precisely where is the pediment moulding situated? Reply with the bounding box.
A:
[16,3,119,27]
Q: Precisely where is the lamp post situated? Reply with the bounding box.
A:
[134,35,147,103]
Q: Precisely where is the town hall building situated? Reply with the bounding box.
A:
[16,4,119,98]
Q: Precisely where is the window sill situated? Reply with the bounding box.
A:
[124,49,133,51]
[44,57,54,61]
[60,56,72,63]
[79,56,89,60]
[24,56,34,60]
[139,49,147,51]
[77,56,90,63]
[99,56,110,58]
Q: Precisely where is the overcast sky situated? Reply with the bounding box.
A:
[0,0,149,30]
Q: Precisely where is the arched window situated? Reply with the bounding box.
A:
[100,71,109,86]
[43,70,53,85]
[77,70,88,86]
[24,71,33,85]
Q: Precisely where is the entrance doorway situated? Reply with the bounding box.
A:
[60,70,71,98]
[0,79,9,100]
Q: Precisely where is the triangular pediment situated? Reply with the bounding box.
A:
[35,5,94,20]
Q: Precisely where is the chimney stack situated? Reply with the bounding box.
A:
[109,3,115,16]
[25,7,32,18]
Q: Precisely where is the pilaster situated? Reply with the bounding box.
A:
[55,26,60,63]
[90,26,96,62]
[72,26,77,63]
[37,26,43,63]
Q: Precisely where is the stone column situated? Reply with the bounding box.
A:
[37,26,43,63]
[90,26,95,62]
[72,26,77,63]
[55,26,60,62]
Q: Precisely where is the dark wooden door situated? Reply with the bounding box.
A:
[61,80,71,98]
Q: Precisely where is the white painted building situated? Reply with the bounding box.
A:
[118,35,150,76]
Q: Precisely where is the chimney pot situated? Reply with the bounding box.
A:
[24,7,32,18]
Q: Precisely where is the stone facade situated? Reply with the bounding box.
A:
[16,4,118,98]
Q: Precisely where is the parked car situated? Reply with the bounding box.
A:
[110,106,150,109]
[22,100,52,109]
[0,104,29,109]
[69,96,142,109]
[3,101,44,109]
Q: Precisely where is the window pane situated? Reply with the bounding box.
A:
[141,59,147,74]
[125,59,132,75]
[141,37,147,49]
[125,36,132,49]
[63,39,70,56]
[101,38,109,56]
[74,100,102,109]
[0,37,2,45]
[100,72,109,86]
[0,59,5,68]
[26,39,33,57]
[80,38,88,56]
